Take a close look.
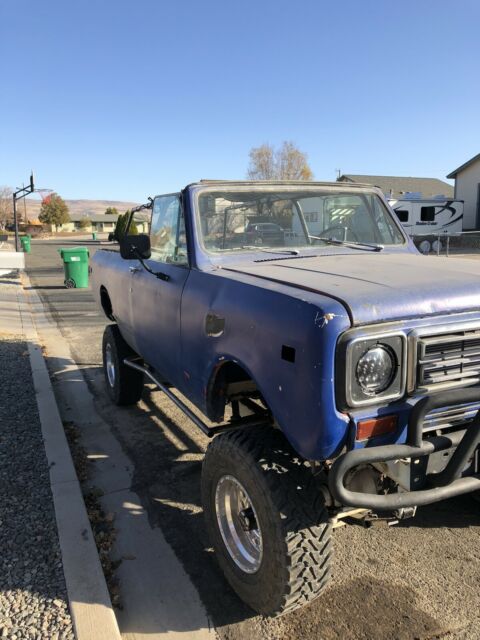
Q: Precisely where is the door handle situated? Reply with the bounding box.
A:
[129,266,140,273]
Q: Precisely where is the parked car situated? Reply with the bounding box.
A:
[244,221,284,246]
[91,181,480,616]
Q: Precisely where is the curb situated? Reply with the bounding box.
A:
[21,275,216,639]
[19,272,121,640]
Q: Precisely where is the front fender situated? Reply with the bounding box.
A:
[180,269,351,460]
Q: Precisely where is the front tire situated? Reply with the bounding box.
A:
[102,324,144,405]
[201,427,332,616]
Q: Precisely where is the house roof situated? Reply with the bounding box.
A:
[68,214,120,223]
[337,174,454,199]
[446,153,480,179]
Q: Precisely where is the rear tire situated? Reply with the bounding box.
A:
[102,324,144,405]
[201,426,332,616]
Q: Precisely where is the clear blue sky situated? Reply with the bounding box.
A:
[1,0,479,201]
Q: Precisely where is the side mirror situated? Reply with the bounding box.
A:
[120,234,151,260]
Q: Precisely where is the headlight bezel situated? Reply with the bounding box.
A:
[338,331,407,408]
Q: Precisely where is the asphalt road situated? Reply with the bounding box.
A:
[26,239,480,640]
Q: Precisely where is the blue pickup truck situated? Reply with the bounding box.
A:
[92,180,480,615]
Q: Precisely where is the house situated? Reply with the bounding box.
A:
[337,174,454,200]
[447,153,480,229]
[46,213,150,234]
[46,214,120,233]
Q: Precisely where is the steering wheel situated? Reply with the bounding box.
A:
[319,225,360,242]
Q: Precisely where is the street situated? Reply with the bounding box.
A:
[26,239,480,640]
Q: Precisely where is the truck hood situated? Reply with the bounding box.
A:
[226,252,480,325]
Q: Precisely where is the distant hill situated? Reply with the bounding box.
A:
[20,198,140,222]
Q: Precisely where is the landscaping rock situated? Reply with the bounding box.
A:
[0,336,74,639]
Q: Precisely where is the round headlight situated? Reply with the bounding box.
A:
[356,345,396,395]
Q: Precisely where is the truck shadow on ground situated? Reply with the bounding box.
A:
[398,494,480,529]
[81,372,479,639]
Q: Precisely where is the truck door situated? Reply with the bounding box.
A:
[130,194,190,388]
[115,208,153,351]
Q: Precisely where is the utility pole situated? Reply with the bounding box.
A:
[22,183,28,223]
[13,173,34,251]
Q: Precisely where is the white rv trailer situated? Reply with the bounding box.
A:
[388,198,464,237]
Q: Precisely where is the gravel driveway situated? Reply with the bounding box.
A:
[0,334,74,640]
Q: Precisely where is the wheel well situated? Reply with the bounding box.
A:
[100,286,115,321]
[207,361,261,422]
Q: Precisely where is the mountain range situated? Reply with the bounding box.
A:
[19,198,140,222]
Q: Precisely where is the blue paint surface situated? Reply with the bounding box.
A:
[92,183,480,460]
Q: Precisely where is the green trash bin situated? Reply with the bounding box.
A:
[20,236,31,253]
[58,247,90,288]
[92,232,97,241]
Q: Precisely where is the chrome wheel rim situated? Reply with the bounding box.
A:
[105,343,115,388]
[215,475,263,573]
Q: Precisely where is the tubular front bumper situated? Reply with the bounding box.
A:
[329,388,480,509]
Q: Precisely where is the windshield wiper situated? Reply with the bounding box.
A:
[242,246,300,255]
[308,235,384,252]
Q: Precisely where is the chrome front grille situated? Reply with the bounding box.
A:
[423,401,480,433]
[416,329,480,392]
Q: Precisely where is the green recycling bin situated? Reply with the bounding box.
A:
[20,236,31,253]
[58,247,90,288]
[92,232,97,241]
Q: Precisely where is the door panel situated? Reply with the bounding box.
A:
[111,257,138,350]
[131,265,189,385]
[131,194,190,387]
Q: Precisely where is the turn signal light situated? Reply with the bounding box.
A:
[356,415,398,441]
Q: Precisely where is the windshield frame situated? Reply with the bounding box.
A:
[191,183,408,260]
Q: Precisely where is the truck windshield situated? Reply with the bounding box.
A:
[197,189,405,253]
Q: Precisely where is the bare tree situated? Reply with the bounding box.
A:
[247,141,313,181]
[0,186,13,229]
[276,141,313,180]
[247,144,276,180]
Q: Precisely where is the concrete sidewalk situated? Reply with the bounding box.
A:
[0,271,120,640]
[0,272,27,334]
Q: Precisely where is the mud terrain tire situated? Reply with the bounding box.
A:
[102,324,144,405]
[201,426,332,616]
